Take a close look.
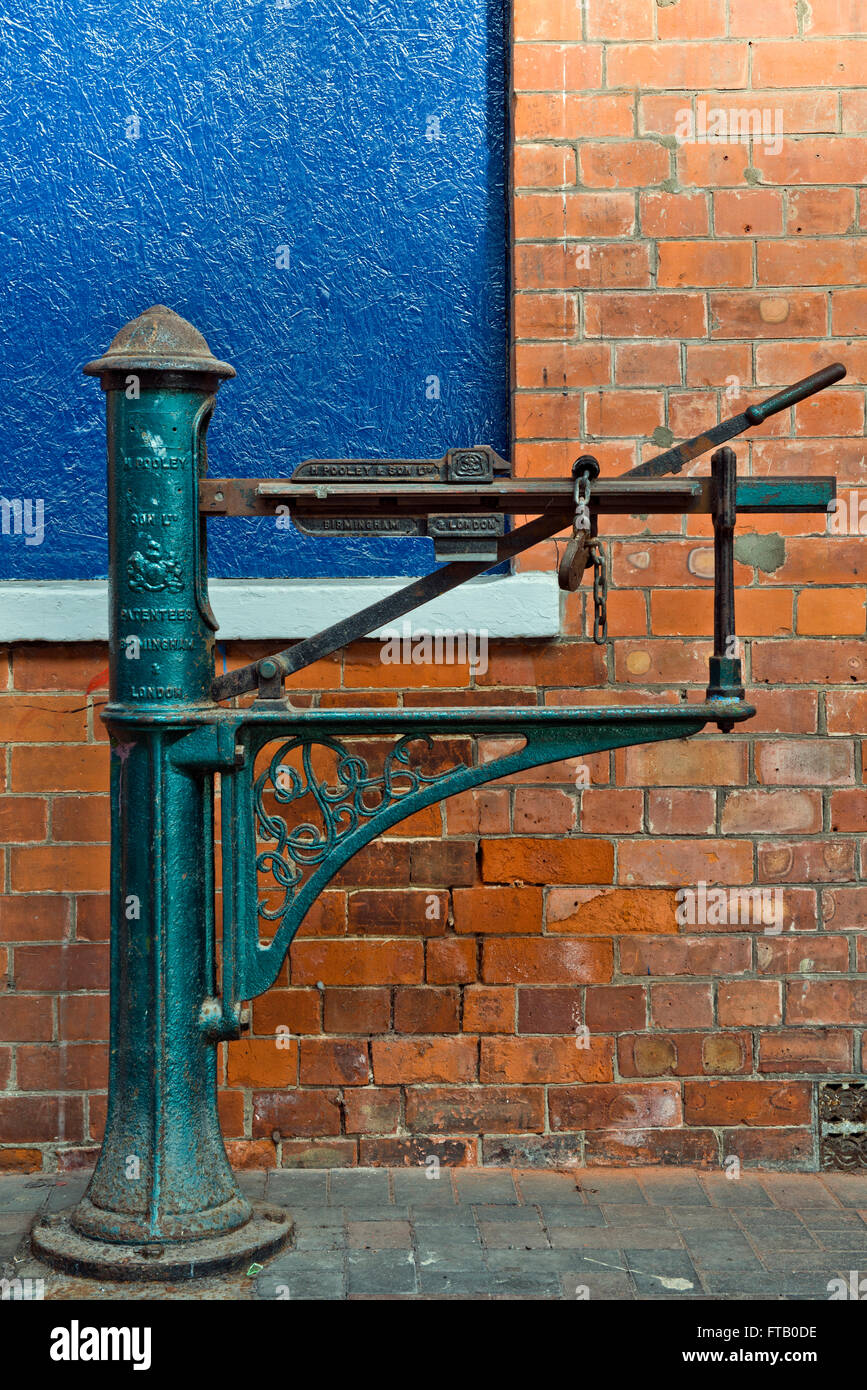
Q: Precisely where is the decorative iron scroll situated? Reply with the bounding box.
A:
[253,735,465,921]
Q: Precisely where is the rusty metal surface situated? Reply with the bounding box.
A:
[84,303,236,380]
[31,1205,292,1283]
[820,1083,867,1171]
[292,446,507,483]
[200,475,834,518]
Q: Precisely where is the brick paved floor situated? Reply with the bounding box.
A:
[3,1167,867,1300]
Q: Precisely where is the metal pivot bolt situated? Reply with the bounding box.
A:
[706,445,745,718]
[256,657,284,701]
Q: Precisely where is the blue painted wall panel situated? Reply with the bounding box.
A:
[0,0,508,579]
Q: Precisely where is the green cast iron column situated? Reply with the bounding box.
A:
[73,305,246,1245]
[33,307,291,1276]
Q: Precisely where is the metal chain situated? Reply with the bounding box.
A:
[574,473,591,533]
[589,538,607,644]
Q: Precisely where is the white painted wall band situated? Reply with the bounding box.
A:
[0,574,561,643]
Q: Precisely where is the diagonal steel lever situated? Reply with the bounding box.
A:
[623,363,846,480]
[212,510,569,702]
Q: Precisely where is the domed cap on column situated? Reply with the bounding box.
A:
[83,304,235,379]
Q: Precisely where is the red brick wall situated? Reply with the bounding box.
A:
[1,0,865,1171]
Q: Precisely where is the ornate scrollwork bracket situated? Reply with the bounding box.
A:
[253,734,465,925]
[185,701,755,1032]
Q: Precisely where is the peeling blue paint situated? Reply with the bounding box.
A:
[0,0,508,579]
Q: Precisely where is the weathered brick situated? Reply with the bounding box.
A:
[718,981,782,1027]
[722,1128,813,1166]
[585,986,646,1032]
[394,987,460,1034]
[290,940,423,986]
[299,1039,369,1085]
[584,1128,718,1166]
[0,1096,83,1143]
[786,980,867,1026]
[359,1136,473,1166]
[0,796,47,843]
[758,1029,853,1074]
[0,696,88,744]
[11,645,107,692]
[426,938,477,984]
[11,943,108,992]
[752,41,863,88]
[227,1038,297,1089]
[346,889,448,937]
[607,42,748,90]
[371,1037,478,1084]
[480,1035,613,1084]
[409,841,477,886]
[405,1085,544,1134]
[585,292,707,339]
[343,1088,400,1135]
[721,789,821,834]
[481,837,613,884]
[279,1139,357,1167]
[827,690,867,736]
[17,1043,108,1091]
[12,845,110,894]
[549,1082,681,1131]
[59,994,110,1041]
[0,895,70,942]
[517,987,582,1035]
[514,786,575,832]
[53,796,110,843]
[709,292,827,340]
[463,985,514,1034]
[253,988,320,1036]
[640,191,709,237]
[647,790,715,836]
[322,987,390,1034]
[547,887,678,935]
[252,1090,342,1138]
[753,639,867,685]
[619,839,753,887]
[0,1148,43,1172]
[758,839,855,885]
[684,1081,812,1126]
[453,886,543,935]
[756,935,847,975]
[620,936,752,977]
[482,937,612,985]
[618,1032,751,1078]
[651,983,714,1030]
[622,740,746,787]
[829,790,867,832]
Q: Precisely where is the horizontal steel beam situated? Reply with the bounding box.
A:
[201,475,834,519]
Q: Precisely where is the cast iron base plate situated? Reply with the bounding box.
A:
[30,1203,293,1282]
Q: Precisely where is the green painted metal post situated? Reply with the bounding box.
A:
[32,307,291,1277]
